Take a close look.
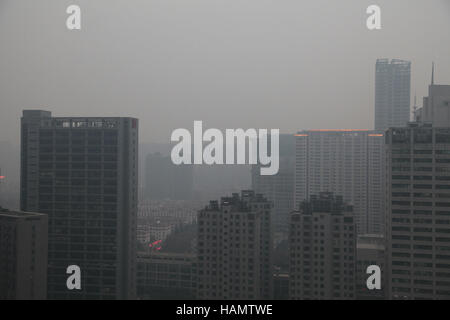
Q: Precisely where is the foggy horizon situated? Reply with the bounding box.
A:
[1,0,450,146]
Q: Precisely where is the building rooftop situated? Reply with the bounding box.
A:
[0,207,46,219]
[203,190,270,212]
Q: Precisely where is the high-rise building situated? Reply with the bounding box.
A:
[386,81,450,300]
[294,130,385,235]
[196,190,273,300]
[20,110,138,299]
[356,234,386,300]
[374,59,411,130]
[252,134,295,242]
[0,207,48,300]
[386,124,450,299]
[144,153,193,200]
[289,192,356,300]
[416,80,450,126]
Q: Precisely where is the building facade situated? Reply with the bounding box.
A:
[20,110,138,299]
[289,192,356,300]
[137,252,196,300]
[375,59,411,130]
[0,208,48,300]
[356,234,386,300]
[386,124,450,299]
[196,190,273,300]
[416,84,450,126]
[294,130,385,235]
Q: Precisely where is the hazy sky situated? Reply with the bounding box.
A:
[1,0,450,145]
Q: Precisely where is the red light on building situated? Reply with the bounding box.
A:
[149,240,163,251]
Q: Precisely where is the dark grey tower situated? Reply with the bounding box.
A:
[20,110,138,300]
[197,191,273,300]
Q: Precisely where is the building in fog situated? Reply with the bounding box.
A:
[386,124,450,299]
[252,134,295,243]
[289,192,356,300]
[0,208,48,300]
[385,81,450,300]
[20,110,138,299]
[356,234,386,300]
[374,59,411,130]
[137,252,196,300]
[294,130,385,235]
[144,153,193,200]
[196,190,273,300]
[416,80,450,126]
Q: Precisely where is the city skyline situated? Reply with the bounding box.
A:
[1,0,450,302]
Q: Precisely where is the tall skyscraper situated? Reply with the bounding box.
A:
[252,134,295,242]
[0,207,48,300]
[20,110,138,299]
[289,192,356,300]
[386,124,450,299]
[416,75,450,126]
[144,153,193,200]
[386,81,450,300]
[196,190,273,300]
[294,130,385,235]
[374,59,411,130]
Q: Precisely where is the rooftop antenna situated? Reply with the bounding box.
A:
[431,62,435,85]
[413,92,418,121]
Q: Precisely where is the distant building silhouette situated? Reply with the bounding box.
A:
[415,71,450,126]
[252,134,295,243]
[375,59,411,130]
[145,153,193,200]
